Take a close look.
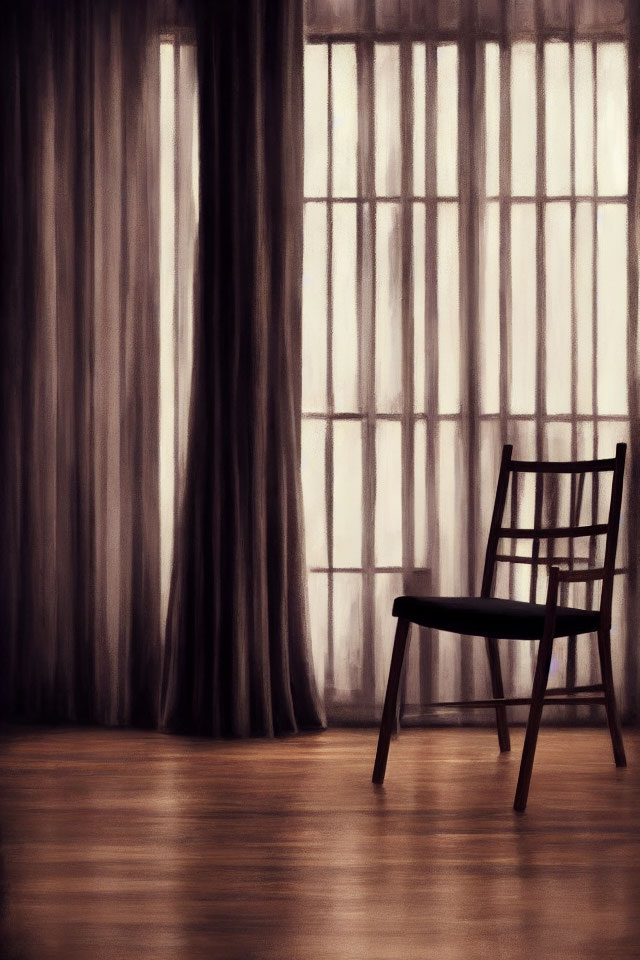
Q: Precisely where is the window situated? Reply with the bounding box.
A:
[301,0,632,721]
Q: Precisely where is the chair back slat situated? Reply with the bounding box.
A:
[482,444,626,614]
[498,523,608,539]
[509,457,616,474]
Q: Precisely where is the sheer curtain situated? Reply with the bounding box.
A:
[301,0,640,724]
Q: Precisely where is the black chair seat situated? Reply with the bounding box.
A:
[392,595,601,640]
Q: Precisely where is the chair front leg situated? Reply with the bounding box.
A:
[513,631,554,811]
[372,618,410,784]
[514,567,559,812]
[485,637,511,752]
[597,626,626,767]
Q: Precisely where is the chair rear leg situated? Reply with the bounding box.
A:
[597,627,626,767]
[485,637,511,752]
[372,618,410,784]
[514,633,554,812]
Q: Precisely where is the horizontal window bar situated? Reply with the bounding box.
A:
[309,566,429,575]
[305,31,628,44]
[302,412,633,422]
[303,195,628,203]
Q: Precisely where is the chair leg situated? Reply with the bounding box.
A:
[513,633,554,812]
[485,637,511,752]
[372,618,410,784]
[597,627,626,767]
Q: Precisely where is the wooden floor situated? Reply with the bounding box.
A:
[0,726,638,960]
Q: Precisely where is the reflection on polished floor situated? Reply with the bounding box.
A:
[1,727,638,960]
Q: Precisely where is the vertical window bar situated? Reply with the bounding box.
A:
[535,0,545,463]
[626,0,640,721]
[498,27,511,446]
[588,40,600,700]
[325,44,335,696]
[173,42,180,534]
[458,0,478,700]
[422,36,439,707]
[400,40,414,586]
[499,5,517,692]
[567,1,578,698]
[362,29,376,707]
[591,42,599,437]
[398,37,414,720]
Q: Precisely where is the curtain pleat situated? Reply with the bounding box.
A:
[0,0,161,726]
[160,0,325,737]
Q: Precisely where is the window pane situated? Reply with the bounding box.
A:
[332,44,357,198]
[575,202,593,414]
[511,43,536,197]
[479,419,503,542]
[413,202,426,412]
[437,202,460,414]
[308,573,328,695]
[509,0,535,31]
[545,43,570,197]
[413,43,426,196]
[575,43,594,196]
[304,44,328,197]
[332,203,359,412]
[545,203,571,414]
[438,421,464,596]
[597,44,628,197]
[306,0,361,33]
[333,572,363,697]
[302,202,327,413]
[510,204,536,414]
[301,419,327,568]
[376,203,403,412]
[376,0,405,30]
[437,44,458,197]
[480,201,500,414]
[375,420,402,567]
[597,204,627,414]
[374,572,403,704]
[375,44,401,196]
[333,421,362,566]
[485,43,500,197]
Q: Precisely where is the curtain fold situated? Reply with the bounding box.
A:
[0,0,162,726]
[160,0,325,736]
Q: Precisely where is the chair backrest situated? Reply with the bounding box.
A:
[480,444,626,627]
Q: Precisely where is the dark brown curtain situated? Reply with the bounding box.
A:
[0,0,161,725]
[161,0,326,736]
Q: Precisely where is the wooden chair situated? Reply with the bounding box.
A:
[372,443,627,811]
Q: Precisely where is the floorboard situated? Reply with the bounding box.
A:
[1,726,639,959]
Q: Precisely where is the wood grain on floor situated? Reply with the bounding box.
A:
[0,726,638,960]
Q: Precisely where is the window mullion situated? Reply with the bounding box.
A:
[422,37,439,707]
[535,0,546,460]
[459,18,480,604]
[400,39,414,582]
[325,42,335,696]
[360,38,376,708]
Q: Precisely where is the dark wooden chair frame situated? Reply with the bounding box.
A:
[372,443,627,811]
